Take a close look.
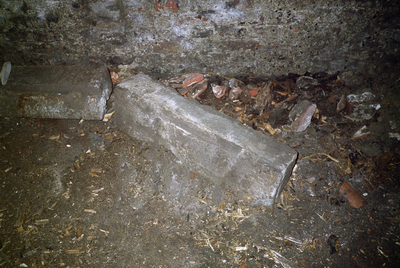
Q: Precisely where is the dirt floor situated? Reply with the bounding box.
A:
[0,71,400,268]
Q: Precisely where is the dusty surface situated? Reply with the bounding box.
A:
[2,0,400,84]
[1,72,400,268]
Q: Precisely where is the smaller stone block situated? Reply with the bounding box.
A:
[0,66,112,120]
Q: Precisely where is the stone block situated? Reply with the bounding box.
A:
[115,73,298,207]
[0,66,112,120]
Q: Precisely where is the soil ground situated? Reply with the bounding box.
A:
[0,72,399,268]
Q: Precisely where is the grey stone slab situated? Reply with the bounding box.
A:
[0,66,112,120]
[115,73,298,207]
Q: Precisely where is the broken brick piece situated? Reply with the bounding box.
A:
[339,181,367,208]
[155,1,163,11]
[182,73,204,88]
[166,0,179,11]
[248,88,260,97]
[188,79,208,99]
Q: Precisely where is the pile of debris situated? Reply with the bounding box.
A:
[165,72,381,139]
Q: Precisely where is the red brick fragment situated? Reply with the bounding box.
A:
[182,73,204,88]
[248,88,260,97]
[176,87,190,96]
[155,2,163,11]
[340,181,367,208]
[166,0,179,11]
[188,79,208,99]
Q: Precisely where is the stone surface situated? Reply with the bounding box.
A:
[289,100,317,132]
[0,1,399,86]
[0,66,112,120]
[296,76,318,89]
[115,73,298,207]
